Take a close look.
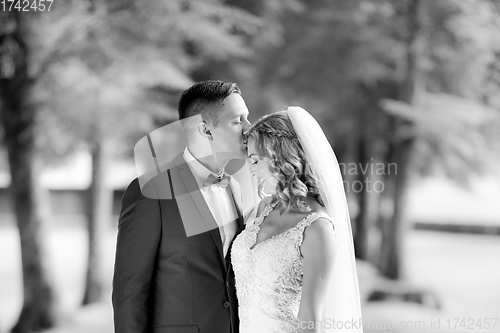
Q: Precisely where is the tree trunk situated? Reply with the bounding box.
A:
[80,0,112,306]
[82,111,111,305]
[377,139,396,277]
[82,139,103,305]
[0,12,58,333]
[378,137,413,279]
[378,0,427,279]
[353,135,370,260]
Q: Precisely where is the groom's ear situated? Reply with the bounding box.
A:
[198,121,213,138]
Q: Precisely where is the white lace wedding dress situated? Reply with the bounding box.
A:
[231,201,333,333]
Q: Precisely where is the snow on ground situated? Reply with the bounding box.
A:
[407,176,500,226]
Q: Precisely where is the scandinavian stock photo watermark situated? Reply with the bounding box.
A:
[340,159,397,194]
[293,317,499,331]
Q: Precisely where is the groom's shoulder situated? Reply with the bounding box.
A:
[124,160,182,201]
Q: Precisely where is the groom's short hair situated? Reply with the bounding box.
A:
[178,80,241,126]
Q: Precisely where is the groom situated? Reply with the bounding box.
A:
[112,80,252,333]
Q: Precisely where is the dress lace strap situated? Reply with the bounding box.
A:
[295,213,335,257]
[253,201,277,227]
[296,212,335,233]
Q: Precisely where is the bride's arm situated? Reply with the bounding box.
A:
[296,218,337,333]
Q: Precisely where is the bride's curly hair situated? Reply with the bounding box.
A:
[247,111,322,214]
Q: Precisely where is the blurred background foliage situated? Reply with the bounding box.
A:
[1,0,500,332]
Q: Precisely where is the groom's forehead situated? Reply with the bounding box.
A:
[219,94,248,117]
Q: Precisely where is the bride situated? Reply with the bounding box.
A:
[231,107,363,333]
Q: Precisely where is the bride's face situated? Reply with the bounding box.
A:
[247,137,278,195]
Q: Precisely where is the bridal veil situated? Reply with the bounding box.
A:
[287,106,363,332]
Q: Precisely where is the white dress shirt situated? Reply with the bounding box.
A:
[183,148,239,256]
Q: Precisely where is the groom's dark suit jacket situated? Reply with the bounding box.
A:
[112,153,245,333]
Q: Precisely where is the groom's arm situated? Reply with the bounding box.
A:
[112,178,161,333]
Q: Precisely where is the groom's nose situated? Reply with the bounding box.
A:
[242,118,251,133]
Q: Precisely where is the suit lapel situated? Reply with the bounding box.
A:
[172,154,225,263]
[226,177,245,269]
[228,178,244,229]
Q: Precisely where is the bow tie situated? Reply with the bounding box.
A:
[203,173,231,189]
